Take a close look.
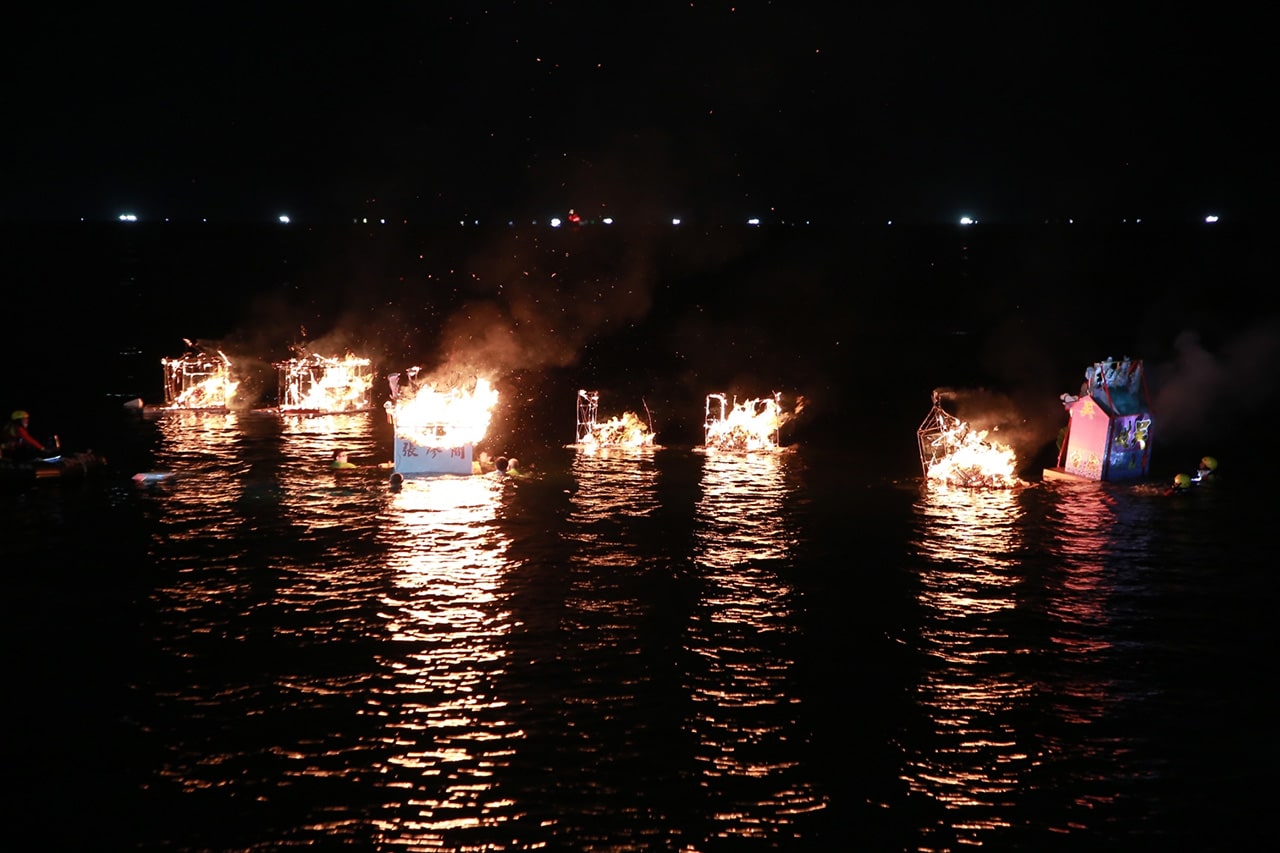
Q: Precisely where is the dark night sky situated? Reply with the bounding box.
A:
[3,3,1270,225]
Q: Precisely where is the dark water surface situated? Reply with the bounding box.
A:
[4,222,1277,850]
[4,408,1274,851]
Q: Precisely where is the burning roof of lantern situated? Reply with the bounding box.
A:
[384,367,500,450]
[274,351,374,413]
[161,345,239,410]
[702,392,795,452]
[917,391,1022,489]
[573,389,657,448]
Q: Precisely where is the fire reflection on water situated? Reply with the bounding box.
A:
[368,474,519,838]
[148,410,249,541]
[688,452,827,837]
[568,445,660,550]
[1036,481,1157,825]
[277,411,384,533]
[906,485,1032,845]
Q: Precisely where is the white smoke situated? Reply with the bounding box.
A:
[1150,316,1280,444]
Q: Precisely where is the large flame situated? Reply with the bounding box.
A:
[575,390,655,448]
[386,371,499,448]
[162,350,239,410]
[918,396,1021,489]
[703,392,789,452]
[581,412,655,447]
[276,353,373,413]
[926,428,1019,489]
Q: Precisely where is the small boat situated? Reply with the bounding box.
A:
[0,451,108,488]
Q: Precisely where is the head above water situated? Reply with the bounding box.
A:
[1173,473,1192,489]
[11,410,28,421]
[1200,456,1218,471]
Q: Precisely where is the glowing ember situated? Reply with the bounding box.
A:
[703,392,788,452]
[385,369,499,451]
[275,352,373,412]
[575,389,656,447]
[917,393,1021,489]
[161,349,239,410]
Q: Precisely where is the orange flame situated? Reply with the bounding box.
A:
[926,427,1020,489]
[162,351,239,410]
[386,372,499,448]
[276,353,373,412]
[579,411,656,447]
[703,392,788,452]
[919,397,1021,489]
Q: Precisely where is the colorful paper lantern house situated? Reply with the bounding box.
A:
[1045,356,1153,482]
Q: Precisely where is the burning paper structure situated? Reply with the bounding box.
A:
[275,352,374,413]
[384,369,499,476]
[574,390,656,448]
[1045,355,1152,482]
[161,348,239,410]
[917,391,1021,489]
[703,392,787,452]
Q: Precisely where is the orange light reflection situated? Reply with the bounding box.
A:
[686,451,827,838]
[368,474,521,838]
[906,485,1032,844]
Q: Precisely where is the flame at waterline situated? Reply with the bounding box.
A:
[703,392,789,452]
[574,391,655,448]
[161,350,239,410]
[918,395,1021,489]
[585,412,654,447]
[276,353,373,413]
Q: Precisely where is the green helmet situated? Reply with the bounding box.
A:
[1173,473,1192,489]
[1200,456,1218,471]
[11,410,28,421]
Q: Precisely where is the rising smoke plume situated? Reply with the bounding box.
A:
[1149,317,1280,445]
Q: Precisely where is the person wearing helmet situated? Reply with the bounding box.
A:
[1165,472,1193,495]
[1193,455,1218,483]
[2,410,48,460]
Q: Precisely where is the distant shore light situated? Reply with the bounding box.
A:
[672,218,681,226]
[959,216,976,225]
[1204,214,1219,223]
[118,213,138,222]
[278,214,290,224]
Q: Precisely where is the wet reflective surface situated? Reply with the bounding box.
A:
[4,413,1274,850]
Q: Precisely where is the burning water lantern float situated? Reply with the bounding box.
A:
[1044,355,1152,482]
[161,349,239,410]
[574,390,657,448]
[274,352,374,413]
[384,370,499,476]
[917,391,1021,489]
[702,392,787,452]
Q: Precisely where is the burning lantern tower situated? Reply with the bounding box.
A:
[574,390,656,448]
[703,392,785,452]
[161,347,239,410]
[384,369,498,476]
[275,352,374,413]
[917,391,1021,488]
[1045,356,1152,482]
